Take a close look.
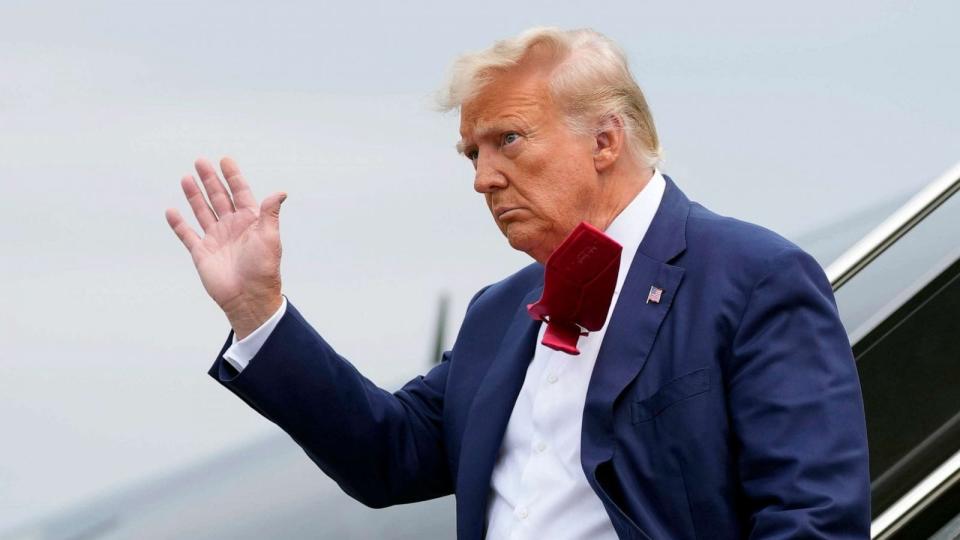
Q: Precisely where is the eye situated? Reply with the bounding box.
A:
[502,132,520,146]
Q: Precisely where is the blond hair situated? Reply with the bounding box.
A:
[436,27,661,168]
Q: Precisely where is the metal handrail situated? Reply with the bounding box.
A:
[826,161,960,290]
[871,448,960,539]
[835,159,960,537]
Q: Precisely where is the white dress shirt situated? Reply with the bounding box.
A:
[484,170,665,539]
[222,170,667,539]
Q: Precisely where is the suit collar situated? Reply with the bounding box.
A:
[638,173,689,263]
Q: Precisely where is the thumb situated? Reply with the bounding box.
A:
[260,192,287,229]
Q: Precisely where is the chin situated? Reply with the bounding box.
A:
[504,224,532,251]
[504,225,551,262]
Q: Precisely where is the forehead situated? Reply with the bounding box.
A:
[458,68,556,140]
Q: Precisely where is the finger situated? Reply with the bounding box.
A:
[165,208,201,252]
[195,157,236,217]
[181,175,217,232]
[260,191,288,230]
[219,156,258,211]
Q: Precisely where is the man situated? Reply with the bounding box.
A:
[165,27,870,539]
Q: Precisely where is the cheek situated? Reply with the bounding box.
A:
[538,158,594,213]
[509,139,593,222]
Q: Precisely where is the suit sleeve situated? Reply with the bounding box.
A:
[208,288,487,508]
[221,295,288,371]
[727,246,871,539]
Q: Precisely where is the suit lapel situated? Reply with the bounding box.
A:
[581,174,691,488]
[581,258,685,461]
[456,284,544,540]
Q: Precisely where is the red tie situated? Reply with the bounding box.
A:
[526,221,622,355]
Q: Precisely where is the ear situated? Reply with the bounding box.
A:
[593,114,626,173]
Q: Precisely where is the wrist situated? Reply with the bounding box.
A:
[224,292,283,341]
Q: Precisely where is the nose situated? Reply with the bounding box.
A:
[473,148,508,194]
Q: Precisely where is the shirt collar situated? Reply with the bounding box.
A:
[602,168,667,293]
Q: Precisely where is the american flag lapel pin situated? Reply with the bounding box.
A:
[646,285,663,304]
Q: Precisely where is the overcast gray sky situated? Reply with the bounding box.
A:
[1,0,958,529]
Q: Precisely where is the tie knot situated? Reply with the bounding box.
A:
[526,221,622,355]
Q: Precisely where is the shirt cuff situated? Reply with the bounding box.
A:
[222,296,288,372]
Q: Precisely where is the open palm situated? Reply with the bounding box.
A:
[165,157,286,338]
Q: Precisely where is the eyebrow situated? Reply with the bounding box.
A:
[454,120,501,155]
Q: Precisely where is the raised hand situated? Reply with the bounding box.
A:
[165,157,287,340]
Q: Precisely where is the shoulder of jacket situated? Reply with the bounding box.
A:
[684,200,807,270]
[466,261,542,312]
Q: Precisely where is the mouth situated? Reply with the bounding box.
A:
[494,206,523,220]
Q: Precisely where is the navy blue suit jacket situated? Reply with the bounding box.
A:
[209,175,871,539]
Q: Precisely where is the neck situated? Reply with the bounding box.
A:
[589,164,654,232]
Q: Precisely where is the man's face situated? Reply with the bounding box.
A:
[458,64,601,263]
